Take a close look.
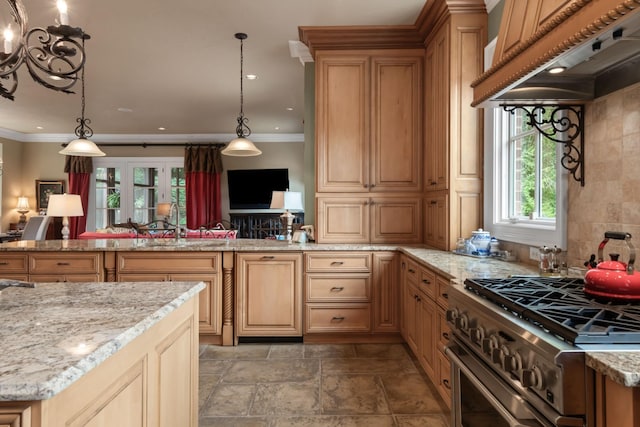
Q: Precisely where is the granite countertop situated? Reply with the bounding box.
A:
[586,353,640,387]
[0,280,205,401]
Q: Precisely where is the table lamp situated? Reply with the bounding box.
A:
[46,194,84,240]
[270,190,303,241]
[157,202,180,239]
[16,196,30,229]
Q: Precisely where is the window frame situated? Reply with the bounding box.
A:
[484,108,568,248]
[88,157,183,231]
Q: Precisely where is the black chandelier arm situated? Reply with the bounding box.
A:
[0,72,19,100]
[75,117,93,139]
[502,104,585,186]
[235,114,251,138]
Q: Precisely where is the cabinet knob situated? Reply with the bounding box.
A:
[370,184,375,188]
[442,379,451,389]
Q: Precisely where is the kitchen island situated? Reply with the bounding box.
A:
[0,280,204,426]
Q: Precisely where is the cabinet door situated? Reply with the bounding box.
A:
[0,404,31,427]
[372,252,399,333]
[370,197,422,243]
[424,28,449,191]
[424,194,448,250]
[403,281,420,355]
[418,294,437,381]
[316,196,370,244]
[371,54,422,192]
[316,53,370,192]
[236,253,303,336]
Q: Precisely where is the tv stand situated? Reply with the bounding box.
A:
[230,213,304,239]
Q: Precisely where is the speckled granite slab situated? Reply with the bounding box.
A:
[0,280,204,401]
[586,352,640,387]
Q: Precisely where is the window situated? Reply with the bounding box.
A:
[89,157,184,231]
[485,108,567,248]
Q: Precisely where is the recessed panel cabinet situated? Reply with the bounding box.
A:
[235,252,303,338]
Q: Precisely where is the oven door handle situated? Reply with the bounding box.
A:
[446,347,550,427]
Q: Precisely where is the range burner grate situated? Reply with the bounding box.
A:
[464,277,640,345]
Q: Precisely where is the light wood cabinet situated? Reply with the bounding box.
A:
[401,254,452,407]
[595,371,640,427]
[317,195,422,244]
[422,2,486,250]
[0,294,199,427]
[314,48,423,244]
[372,252,400,333]
[116,252,222,337]
[29,252,103,282]
[235,252,303,338]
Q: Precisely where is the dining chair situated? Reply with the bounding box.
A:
[21,216,52,240]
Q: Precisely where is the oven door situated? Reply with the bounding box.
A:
[446,339,554,427]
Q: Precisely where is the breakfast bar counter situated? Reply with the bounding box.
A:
[0,280,204,426]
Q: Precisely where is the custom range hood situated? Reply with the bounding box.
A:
[472,0,640,107]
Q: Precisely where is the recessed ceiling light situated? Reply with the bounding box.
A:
[36,126,43,130]
[274,126,280,130]
[246,74,258,80]
[548,66,567,74]
[158,127,166,131]
[117,107,133,113]
[286,107,294,111]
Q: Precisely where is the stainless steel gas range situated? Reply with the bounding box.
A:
[446,276,640,427]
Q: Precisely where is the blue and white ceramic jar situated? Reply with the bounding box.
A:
[470,229,491,256]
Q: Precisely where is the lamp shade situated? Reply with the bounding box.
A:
[46,194,84,217]
[156,202,173,217]
[59,138,106,157]
[222,137,262,157]
[270,191,303,211]
[16,196,30,213]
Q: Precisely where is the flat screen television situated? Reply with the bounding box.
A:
[227,168,289,209]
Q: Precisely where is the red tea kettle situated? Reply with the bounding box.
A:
[584,231,640,301]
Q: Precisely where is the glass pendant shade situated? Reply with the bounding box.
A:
[222,137,262,157]
[59,137,106,156]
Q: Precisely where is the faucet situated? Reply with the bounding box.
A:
[172,203,181,240]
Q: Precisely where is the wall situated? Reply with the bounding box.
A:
[0,139,306,232]
[566,81,640,268]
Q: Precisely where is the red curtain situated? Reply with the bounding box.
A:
[184,145,223,229]
[64,156,92,239]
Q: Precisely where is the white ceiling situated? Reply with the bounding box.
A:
[0,0,427,143]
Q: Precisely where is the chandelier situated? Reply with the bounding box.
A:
[221,32,262,157]
[0,0,89,101]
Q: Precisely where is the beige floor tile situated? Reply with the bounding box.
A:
[381,374,445,414]
[251,380,321,415]
[322,374,390,415]
[200,384,256,417]
[199,359,231,375]
[200,344,271,360]
[272,415,396,427]
[322,357,418,375]
[198,374,220,412]
[354,343,411,359]
[395,414,450,427]
[199,417,271,427]
[304,344,357,358]
[224,359,320,383]
[268,343,305,359]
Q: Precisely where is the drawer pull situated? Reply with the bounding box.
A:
[57,262,71,266]
[330,261,344,266]
[443,379,451,389]
[0,262,8,265]
[442,292,449,299]
[422,279,431,285]
[261,256,275,260]
[408,268,415,273]
[332,316,345,321]
[330,286,345,292]
[442,332,450,341]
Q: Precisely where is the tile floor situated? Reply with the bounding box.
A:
[199,343,451,427]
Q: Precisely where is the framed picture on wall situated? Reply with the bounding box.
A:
[36,180,65,213]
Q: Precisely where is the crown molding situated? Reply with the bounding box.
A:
[0,130,304,144]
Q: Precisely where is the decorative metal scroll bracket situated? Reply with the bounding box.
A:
[502,104,585,186]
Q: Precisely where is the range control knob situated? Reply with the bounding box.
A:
[504,351,523,373]
[469,326,486,345]
[455,313,470,331]
[521,365,545,390]
[481,334,500,356]
[446,308,459,324]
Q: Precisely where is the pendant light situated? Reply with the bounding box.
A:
[222,32,261,157]
[59,34,105,157]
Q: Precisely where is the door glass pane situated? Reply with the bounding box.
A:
[132,167,159,223]
[95,167,121,229]
[170,167,186,227]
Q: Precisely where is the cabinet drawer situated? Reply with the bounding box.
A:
[418,266,437,299]
[306,274,371,302]
[117,252,219,273]
[438,309,450,351]
[305,303,371,333]
[436,276,450,309]
[29,252,102,275]
[0,254,28,274]
[30,274,102,283]
[404,258,419,283]
[305,252,371,272]
[438,350,452,404]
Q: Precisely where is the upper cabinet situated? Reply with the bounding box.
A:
[315,50,423,193]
